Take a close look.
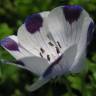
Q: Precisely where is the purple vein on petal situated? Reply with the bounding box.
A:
[63,5,82,24]
[25,13,43,33]
[0,37,19,51]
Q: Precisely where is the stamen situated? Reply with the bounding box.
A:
[57,41,61,48]
[47,54,50,61]
[40,48,45,53]
[40,52,43,57]
[56,47,60,54]
[48,42,54,46]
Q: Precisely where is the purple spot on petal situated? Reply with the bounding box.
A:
[0,37,19,51]
[63,5,82,24]
[43,55,62,78]
[87,22,94,44]
[25,13,43,33]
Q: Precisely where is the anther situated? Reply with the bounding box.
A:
[47,54,50,61]
[40,48,45,53]
[40,52,43,57]
[57,41,61,48]
[48,42,54,46]
[56,47,60,54]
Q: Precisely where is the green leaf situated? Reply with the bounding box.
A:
[0,23,13,39]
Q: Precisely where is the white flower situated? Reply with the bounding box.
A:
[0,5,94,91]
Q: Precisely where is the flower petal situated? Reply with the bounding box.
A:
[0,35,32,59]
[0,35,19,51]
[18,12,61,63]
[20,56,50,75]
[47,6,68,50]
[0,35,34,70]
[69,48,86,73]
[71,8,93,73]
[43,44,77,78]
[71,11,94,73]
[47,5,93,49]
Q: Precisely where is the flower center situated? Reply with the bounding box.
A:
[39,40,62,63]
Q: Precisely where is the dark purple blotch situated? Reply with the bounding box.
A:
[87,22,94,44]
[63,5,82,24]
[0,37,19,51]
[43,55,62,78]
[25,13,43,33]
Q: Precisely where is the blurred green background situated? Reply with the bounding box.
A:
[0,0,96,96]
